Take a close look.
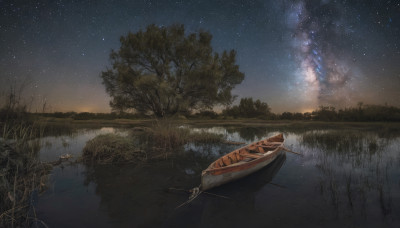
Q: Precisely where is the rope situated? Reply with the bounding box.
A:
[171,185,232,210]
[174,186,202,210]
[281,147,303,156]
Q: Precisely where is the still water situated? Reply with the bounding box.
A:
[35,126,400,227]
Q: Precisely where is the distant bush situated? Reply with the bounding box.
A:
[193,110,219,119]
[274,104,400,122]
[313,104,400,122]
[222,97,272,119]
[35,111,145,120]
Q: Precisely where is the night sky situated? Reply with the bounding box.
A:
[1,0,399,113]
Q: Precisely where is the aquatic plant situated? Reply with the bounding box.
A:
[306,130,396,219]
[81,120,224,163]
[136,121,224,151]
[81,133,147,164]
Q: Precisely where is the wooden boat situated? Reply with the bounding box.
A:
[201,133,284,191]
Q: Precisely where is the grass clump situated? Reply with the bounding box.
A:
[0,131,52,227]
[188,131,224,144]
[147,125,190,150]
[137,122,224,151]
[82,134,146,164]
[81,121,225,164]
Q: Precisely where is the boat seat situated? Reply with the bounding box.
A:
[260,145,279,149]
[256,146,265,153]
[240,153,263,159]
[228,160,249,166]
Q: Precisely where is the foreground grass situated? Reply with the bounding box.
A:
[0,122,52,227]
[0,116,85,227]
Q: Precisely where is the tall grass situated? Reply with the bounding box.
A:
[305,130,394,218]
[148,120,223,146]
[0,121,52,227]
[81,134,147,164]
[136,121,224,159]
[81,120,224,164]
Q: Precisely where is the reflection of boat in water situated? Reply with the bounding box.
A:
[182,153,287,228]
[235,152,286,189]
[213,151,287,196]
[201,134,284,190]
[166,151,287,227]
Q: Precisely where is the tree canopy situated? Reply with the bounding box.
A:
[222,97,271,118]
[101,24,244,117]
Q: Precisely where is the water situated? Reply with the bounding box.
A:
[35,126,400,227]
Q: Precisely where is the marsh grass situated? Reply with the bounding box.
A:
[0,121,52,227]
[0,114,78,227]
[300,130,385,154]
[81,120,224,164]
[305,130,395,218]
[81,134,147,164]
[143,121,224,148]
[188,131,224,144]
[135,121,224,157]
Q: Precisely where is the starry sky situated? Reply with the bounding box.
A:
[1,0,399,113]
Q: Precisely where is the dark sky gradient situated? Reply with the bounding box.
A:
[1,0,399,113]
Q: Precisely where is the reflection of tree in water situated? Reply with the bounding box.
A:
[225,126,268,141]
[300,130,398,220]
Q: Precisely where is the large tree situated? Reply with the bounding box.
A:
[101,24,244,117]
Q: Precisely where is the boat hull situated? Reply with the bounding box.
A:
[201,149,283,191]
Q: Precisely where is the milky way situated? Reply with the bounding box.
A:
[285,0,358,108]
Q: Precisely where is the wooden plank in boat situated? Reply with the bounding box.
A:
[240,153,263,159]
[260,145,279,149]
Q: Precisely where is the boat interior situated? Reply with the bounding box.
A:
[212,135,284,169]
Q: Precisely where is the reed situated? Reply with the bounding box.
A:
[137,120,224,151]
[81,120,224,164]
[0,122,52,227]
[309,129,396,218]
[188,131,224,144]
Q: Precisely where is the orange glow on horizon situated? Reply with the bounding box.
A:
[300,108,315,113]
[74,106,95,113]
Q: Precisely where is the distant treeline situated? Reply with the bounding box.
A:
[276,105,400,121]
[35,112,144,120]
[1,97,400,122]
[33,103,400,122]
[221,98,400,122]
[220,99,400,121]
